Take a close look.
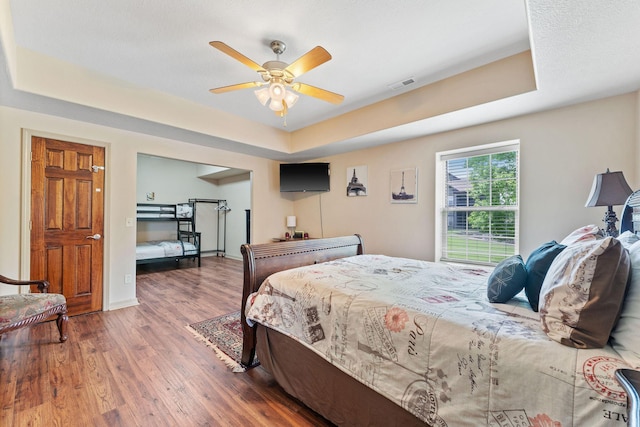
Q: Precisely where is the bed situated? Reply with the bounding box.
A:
[240,231,640,426]
[136,203,201,266]
[135,237,200,265]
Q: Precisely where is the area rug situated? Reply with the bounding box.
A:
[187,311,259,373]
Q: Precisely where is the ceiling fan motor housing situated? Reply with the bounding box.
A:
[270,40,286,55]
[261,60,293,83]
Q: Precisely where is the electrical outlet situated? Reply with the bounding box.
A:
[125,274,133,284]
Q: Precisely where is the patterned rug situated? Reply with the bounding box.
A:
[187,311,259,373]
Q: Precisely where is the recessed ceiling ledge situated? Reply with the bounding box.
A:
[290,50,536,153]
[11,46,292,153]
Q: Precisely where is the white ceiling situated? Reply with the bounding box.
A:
[3,0,640,161]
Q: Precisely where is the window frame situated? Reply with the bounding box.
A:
[435,140,520,266]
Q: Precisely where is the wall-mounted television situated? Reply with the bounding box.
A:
[280,162,330,192]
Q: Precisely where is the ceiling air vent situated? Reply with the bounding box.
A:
[388,76,416,91]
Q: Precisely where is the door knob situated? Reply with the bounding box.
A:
[86,234,102,240]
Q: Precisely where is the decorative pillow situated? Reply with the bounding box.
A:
[559,224,601,246]
[617,230,640,250]
[610,239,640,365]
[487,255,527,303]
[524,241,566,311]
[539,237,630,349]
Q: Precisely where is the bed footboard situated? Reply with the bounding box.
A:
[239,235,364,367]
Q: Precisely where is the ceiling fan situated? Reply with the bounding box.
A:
[209,40,344,120]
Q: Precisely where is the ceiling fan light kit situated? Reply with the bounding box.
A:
[269,98,284,112]
[209,39,344,126]
[254,87,270,106]
[284,90,299,108]
[268,80,286,101]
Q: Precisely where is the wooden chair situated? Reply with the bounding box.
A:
[0,274,68,342]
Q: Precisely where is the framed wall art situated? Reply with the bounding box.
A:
[390,168,417,203]
[346,165,368,197]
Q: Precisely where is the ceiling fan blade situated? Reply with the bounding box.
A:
[284,46,331,78]
[209,82,263,94]
[292,83,344,105]
[209,41,265,72]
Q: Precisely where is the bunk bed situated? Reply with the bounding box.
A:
[136,203,201,266]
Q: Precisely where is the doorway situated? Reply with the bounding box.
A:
[136,154,251,261]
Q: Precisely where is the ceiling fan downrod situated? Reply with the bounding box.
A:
[270,40,286,59]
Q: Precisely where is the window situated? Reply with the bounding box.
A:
[435,141,519,265]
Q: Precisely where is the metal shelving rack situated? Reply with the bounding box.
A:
[188,198,229,257]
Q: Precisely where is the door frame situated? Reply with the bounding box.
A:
[20,128,111,310]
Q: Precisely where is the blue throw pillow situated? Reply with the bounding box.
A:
[487,255,527,303]
[524,241,566,311]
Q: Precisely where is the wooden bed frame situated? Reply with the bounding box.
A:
[239,232,640,425]
[239,234,364,367]
[240,235,430,425]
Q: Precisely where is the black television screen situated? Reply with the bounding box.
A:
[280,163,330,192]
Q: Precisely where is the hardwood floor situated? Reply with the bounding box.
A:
[0,256,334,426]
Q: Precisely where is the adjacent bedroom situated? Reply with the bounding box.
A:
[135,154,251,269]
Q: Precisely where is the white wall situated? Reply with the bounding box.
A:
[0,105,291,304]
[293,93,639,261]
[215,173,252,259]
[137,154,222,204]
[1,91,638,305]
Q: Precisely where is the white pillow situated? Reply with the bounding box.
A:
[559,224,601,246]
[611,239,640,367]
[617,230,640,250]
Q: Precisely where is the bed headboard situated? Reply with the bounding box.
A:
[620,190,640,234]
[239,234,364,367]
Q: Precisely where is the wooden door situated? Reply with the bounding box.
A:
[30,137,105,316]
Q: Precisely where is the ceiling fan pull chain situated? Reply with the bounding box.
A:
[282,100,288,127]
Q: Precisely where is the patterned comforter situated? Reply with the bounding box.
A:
[246,255,633,426]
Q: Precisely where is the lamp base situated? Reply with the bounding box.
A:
[603,206,619,237]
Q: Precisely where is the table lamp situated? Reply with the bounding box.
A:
[585,169,632,237]
[286,215,296,239]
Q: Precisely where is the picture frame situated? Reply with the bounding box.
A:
[390,168,417,204]
[346,165,368,197]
